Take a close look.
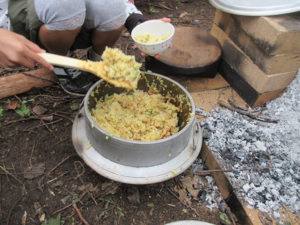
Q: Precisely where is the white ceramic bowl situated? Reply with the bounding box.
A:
[131,20,175,56]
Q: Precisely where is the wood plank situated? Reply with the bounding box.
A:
[200,143,254,225]
[0,68,56,99]
[214,10,300,74]
[211,24,297,93]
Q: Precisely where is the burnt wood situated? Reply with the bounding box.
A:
[219,60,285,107]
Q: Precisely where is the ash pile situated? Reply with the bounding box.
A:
[200,70,300,219]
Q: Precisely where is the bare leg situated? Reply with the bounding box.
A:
[38,25,82,55]
[91,25,124,56]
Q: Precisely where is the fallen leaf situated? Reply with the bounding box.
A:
[33,105,48,115]
[179,11,189,18]
[22,211,27,225]
[78,183,99,194]
[24,163,45,179]
[40,115,53,121]
[34,202,42,215]
[7,100,20,110]
[127,187,140,204]
[41,213,61,225]
[60,195,71,205]
[174,186,192,206]
[39,213,46,222]
[181,175,201,200]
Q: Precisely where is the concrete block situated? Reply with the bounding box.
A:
[211,24,297,93]
[230,12,300,55]
[214,10,300,74]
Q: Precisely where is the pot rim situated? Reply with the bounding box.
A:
[84,71,195,144]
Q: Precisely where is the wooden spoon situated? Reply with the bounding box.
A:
[38,52,139,89]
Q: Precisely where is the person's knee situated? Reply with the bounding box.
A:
[85,0,127,32]
[34,0,86,31]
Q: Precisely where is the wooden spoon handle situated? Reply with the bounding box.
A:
[38,52,84,70]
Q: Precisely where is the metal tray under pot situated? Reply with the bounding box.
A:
[83,72,196,167]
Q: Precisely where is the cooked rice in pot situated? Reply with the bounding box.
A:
[91,89,180,141]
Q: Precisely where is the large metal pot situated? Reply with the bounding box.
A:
[84,72,195,167]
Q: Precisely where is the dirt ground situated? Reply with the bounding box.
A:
[0,1,230,225]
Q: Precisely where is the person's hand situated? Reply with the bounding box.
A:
[135,17,173,59]
[0,29,53,70]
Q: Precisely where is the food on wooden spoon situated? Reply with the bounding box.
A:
[39,47,142,89]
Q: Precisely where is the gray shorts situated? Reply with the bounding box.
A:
[34,0,127,32]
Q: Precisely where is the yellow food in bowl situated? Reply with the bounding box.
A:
[134,33,171,44]
[91,89,180,141]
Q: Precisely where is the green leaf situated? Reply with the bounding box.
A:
[147,203,154,208]
[220,213,232,225]
[0,106,3,118]
[23,98,34,104]
[15,103,31,117]
[117,207,125,216]
[99,211,105,220]
[71,103,80,111]
[149,6,156,14]
[42,214,61,225]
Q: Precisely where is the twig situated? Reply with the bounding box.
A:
[47,155,74,175]
[4,117,36,126]
[218,100,279,123]
[195,165,274,175]
[148,3,174,10]
[196,86,231,92]
[228,99,262,113]
[58,83,85,97]
[167,188,200,217]
[73,202,90,225]
[225,204,237,225]
[24,119,63,132]
[52,192,87,215]
[39,119,53,133]
[74,161,98,206]
[227,99,248,112]
[29,141,36,168]
[46,171,69,184]
[53,113,74,123]
[49,136,70,148]
[0,165,23,185]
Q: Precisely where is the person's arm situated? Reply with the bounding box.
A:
[124,0,148,34]
[0,28,53,70]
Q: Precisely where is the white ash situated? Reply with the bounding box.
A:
[200,70,300,217]
[191,159,226,211]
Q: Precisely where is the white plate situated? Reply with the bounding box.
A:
[72,109,202,185]
[209,0,300,16]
